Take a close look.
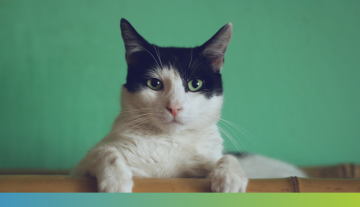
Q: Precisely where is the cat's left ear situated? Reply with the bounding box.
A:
[202,23,232,73]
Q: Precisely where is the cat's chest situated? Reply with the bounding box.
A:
[122,135,201,166]
[117,132,222,178]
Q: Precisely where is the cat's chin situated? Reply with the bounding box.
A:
[157,120,187,134]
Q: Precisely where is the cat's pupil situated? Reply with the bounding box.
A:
[192,80,200,88]
[151,79,160,87]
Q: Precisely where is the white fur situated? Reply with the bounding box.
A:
[238,154,307,178]
[71,67,306,193]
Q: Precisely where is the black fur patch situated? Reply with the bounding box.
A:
[120,19,226,99]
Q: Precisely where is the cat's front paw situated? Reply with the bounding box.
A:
[209,155,248,193]
[210,170,248,193]
[97,176,134,192]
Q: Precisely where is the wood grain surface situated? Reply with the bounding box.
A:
[1,175,360,192]
[1,164,359,192]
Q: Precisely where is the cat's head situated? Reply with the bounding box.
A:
[119,18,232,134]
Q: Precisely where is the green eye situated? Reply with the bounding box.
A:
[147,78,163,90]
[188,79,203,92]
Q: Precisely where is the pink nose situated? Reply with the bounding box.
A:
[166,105,183,116]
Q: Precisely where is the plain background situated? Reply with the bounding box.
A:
[0,0,359,169]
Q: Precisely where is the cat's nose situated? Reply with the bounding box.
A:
[166,105,183,116]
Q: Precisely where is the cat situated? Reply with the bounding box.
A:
[70,18,306,192]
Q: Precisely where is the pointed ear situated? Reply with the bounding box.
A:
[202,23,232,72]
[120,18,149,64]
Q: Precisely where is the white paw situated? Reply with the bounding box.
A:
[210,170,248,192]
[209,155,248,193]
[97,176,134,192]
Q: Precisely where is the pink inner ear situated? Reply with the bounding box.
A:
[211,57,224,72]
[203,53,224,72]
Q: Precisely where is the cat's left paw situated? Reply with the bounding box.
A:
[209,155,248,193]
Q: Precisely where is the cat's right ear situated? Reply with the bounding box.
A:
[120,18,149,65]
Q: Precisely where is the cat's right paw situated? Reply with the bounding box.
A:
[97,176,134,192]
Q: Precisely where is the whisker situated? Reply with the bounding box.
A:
[188,48,193,73]
[191,59,207,73]
[112,113,156,129]
[199,114,256,152]
[218,121,244,149]
[154,45,163,68]
[133,45,161,68]
[217,125,244,152]
[218,119,261,150]
[189,53,202,71]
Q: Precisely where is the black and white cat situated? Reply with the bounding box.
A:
[71,19,306,192]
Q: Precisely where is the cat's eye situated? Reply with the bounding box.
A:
[188,79,203,92]
[147,78,163,90]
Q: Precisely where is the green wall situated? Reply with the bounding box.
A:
[1,0,359,169]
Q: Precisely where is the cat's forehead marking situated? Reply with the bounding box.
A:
[148,65,180,80]
[149,66,185,90]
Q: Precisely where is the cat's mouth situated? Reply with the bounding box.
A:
[165,119,184,125]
